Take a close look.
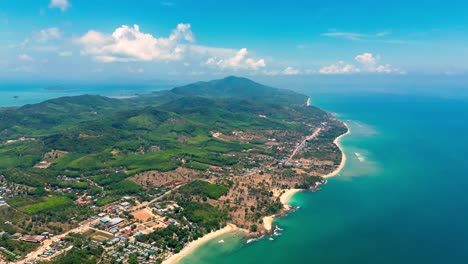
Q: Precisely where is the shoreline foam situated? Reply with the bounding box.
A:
[163,224,245,264]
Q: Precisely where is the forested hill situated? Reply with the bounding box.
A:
[0,76,330,176]
[168,76,308,105]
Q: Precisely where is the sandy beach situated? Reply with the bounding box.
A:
[263,189,302,231]
[162,224,245,264]
[322,122,350,178]
[170,123,351,261]
[280,189,302,209]
[263,123,350,231]
[263,216,274,231]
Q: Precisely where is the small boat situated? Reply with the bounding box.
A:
[218,240,225,243]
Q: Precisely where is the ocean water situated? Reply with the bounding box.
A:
[179,92,468,264]
[0,84,168,107]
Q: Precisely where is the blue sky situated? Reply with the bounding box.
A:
[1,0,468,83]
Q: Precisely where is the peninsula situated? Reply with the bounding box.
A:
[0,76,347,263]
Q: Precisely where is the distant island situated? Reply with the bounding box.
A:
[0,76,347,263]
[44,86,75,91]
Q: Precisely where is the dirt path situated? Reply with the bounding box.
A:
[17,224,91,264]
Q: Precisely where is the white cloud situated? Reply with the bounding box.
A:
[354,53,404,73]
[319,61,360,74]
[58,51,73,57]
[186,45,234,58]
[77,24,195,62]
[261,67,302,76]
[18,54,34,61]
[322,31,390,41]
[76,23,266,73]
[262,70,280,76]
[204,48,266,70]
[281,66,300,75]
[34,27,62,43]
[49,0,70,11]
[320,53,404,74]
[355,52,377,65]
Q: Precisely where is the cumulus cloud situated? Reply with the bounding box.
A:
[204,48,266,70]
[354,53,404,73]
[319,61,360,74]
[355,52,377,65]
[261,67,301,76]
[49,0,70,11]
[18,54,34,61]
[75,23,266,72]
[34,27,62,43]
[320,53,404,74]
[76,24,195,62]
[281,66,300,75]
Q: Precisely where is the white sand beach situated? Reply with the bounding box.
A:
[263,189,302,231]
[322,122,350,178]
[163,224,244,264]
[262,123,350,231]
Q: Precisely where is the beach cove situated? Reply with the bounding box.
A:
[172,121,350,263]
[166,122,350,263]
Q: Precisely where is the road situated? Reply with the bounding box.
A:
[288,127,322,161]
[17,224,91,264]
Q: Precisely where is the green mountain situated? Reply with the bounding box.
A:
[0,76,340,188]
[170,76,308,105]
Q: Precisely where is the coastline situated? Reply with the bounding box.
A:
[322,122,350,178]
[162,224,245,264]
[170,122,351,262]
[263,122,350,231]
[263,189,302,231]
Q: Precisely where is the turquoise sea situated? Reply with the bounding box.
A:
[178,92,468,264]
[1,86,468,264]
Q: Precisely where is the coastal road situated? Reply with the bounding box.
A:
[288,127,322,161]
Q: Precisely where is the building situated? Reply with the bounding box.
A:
[20,235,47,243]
[108,218,124,227]
[100,217,111,224]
